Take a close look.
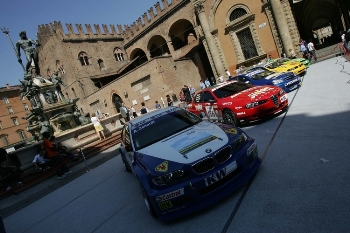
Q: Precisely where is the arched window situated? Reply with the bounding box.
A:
[98,59,105,69]
[229,8,247,22]
[78,52,90,66]
[114,48,125,62]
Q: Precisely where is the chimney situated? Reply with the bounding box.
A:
[6,84,10,89]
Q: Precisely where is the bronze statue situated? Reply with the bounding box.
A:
[44,90,58,104]
[16,31,40,75]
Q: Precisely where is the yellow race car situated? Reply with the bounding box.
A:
[264,58,306,76]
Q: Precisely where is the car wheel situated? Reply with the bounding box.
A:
[223,109,238,126]
[121,154,132,172]
[139,182,157,218]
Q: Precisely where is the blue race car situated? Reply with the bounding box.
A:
[229,67,301,93]
[119,106,261,221]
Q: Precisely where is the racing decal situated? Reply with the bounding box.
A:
[248,87,274,99]
[155,161,168,172]
[205,106,220,120]
[222,102,232,105]
[156,188,184,202]
[280,94,287,102]
[132,108,178,130]
[204,160,237,186]
[133,120,155,133]
[158,201,173,210]
[195,104,203,110]
[247,142,257,156]
[225,128,237,134]
[236,112,246,115]
[285,79,299,86]
[170,131,218,156]
[235,106,242,110]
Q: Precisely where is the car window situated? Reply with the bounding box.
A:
[247,68,275,80]
[237,76,247,82]
[202,91,215,102]
[132,109,201,150]
[213,82,253,98]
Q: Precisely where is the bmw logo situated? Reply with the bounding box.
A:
[205,148,212,153]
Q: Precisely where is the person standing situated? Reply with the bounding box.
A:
[225,69,231,79]
[91,113,106,140]
[42,132,72,180]
[155,101,161,109]
[166,95,173,106]
[300,42,308,59]
[0,148,23,191]
[204,78,211,87]
[307,40,317,62]
[119,102,130,124]
[182,85,192,103]
[217,74,224,83]
[341,31,349,53]
[130,105,138,118]
[179,89,185,102]
[199,80,206,90]
[140,102,148,114]
[189,85,196,98]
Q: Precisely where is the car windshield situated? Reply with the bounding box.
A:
[246,68,275,80]
[131,109,202,150]
[213,82,253,98]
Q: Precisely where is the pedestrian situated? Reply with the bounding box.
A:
[267,55,272,61]
[300,42,308,59]
[0,148,23,191]
[131,105,138,118]
[155,101,161,109]
[140,102,148,114]
[225,69,231,79]
[91,113,106,140]
[119,102,130,124]
[42,132,72,180]
[289,49,297,59]
[210,76,216,85]
[199,80,206,90]
[204,78,211,87]
[217,74,224,83]
[307,40,317,62]
[182,85,192,103]
[341,31,349,54]
[32,149,51,171]
[179,89,185,102]
[189,85,196,98]
[166,95,173,106]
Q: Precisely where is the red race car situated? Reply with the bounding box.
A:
[187,81,288,125]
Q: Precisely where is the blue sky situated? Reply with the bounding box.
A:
[0,0,168,87]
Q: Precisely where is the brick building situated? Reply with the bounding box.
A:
[32,0,349,116]
[0,84,31,149]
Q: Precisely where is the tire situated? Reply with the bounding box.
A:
[139,182,157,218]
[223,109,238,126]
[121,154,132,172]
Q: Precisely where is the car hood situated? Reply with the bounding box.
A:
[226,85,280,101]
[137,121,229,164]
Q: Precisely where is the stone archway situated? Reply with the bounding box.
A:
[112,93,123,113]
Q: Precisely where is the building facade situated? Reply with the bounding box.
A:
[34,0,350,116]
[0,85,31,149]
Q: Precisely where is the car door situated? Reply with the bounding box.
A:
[120,125,134,169]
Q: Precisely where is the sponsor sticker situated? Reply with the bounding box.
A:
[236,112,246,116]
[155,161,168,172]
[156,188,184,202]
[204,160,237,186]
[225,128,238,134]
[158,201,173,210]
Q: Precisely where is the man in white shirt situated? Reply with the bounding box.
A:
[33,150,50,171]
[218,75,224,83]
[204,78,211,87]
[225,69,231,79]
[199,80,206,90]
[307,40,317,62]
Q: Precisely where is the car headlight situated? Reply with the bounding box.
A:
[272,79,283,84]
[233,133,247,149]
[152,170,185,186]
[279,89,285,96]
[245,100,267,109]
